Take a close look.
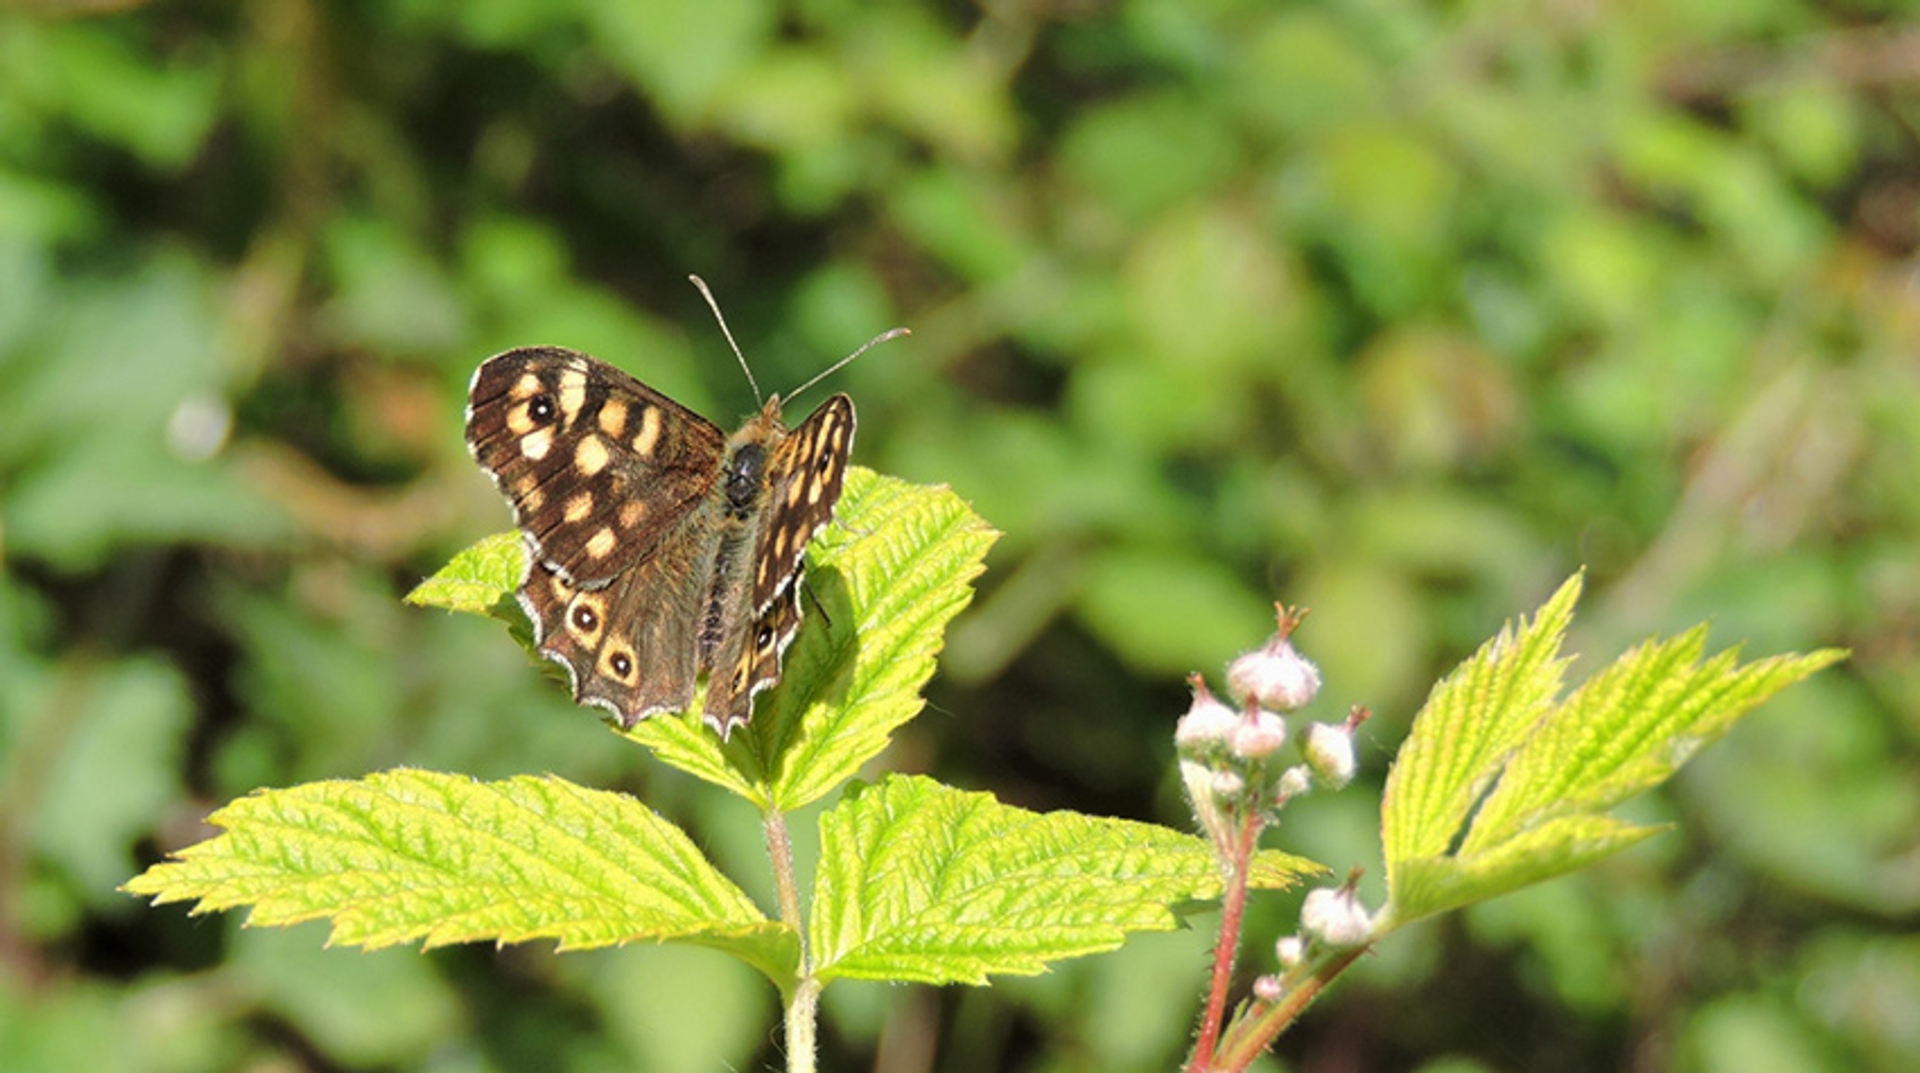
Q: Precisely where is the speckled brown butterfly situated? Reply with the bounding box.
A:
[466,279,903,738]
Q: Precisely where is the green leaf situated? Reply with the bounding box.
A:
[405,531,524,621]
[1380,573,1846,928]
[421,469,997,811]
[809,774,1319,986]
[124,769,799,984]
[1381,573,1581,869]
[632,470,996,810]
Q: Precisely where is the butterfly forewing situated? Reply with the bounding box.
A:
[466,346,726,587]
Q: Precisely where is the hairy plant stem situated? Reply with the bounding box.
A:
[764,808,816,1073]
[1213,945,1367,1071]
[1185,806,1263,1073]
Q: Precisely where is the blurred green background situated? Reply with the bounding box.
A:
[2,1,1915,1070]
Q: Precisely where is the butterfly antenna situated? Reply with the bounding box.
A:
[689,274,762,406]
[784,326,911,404]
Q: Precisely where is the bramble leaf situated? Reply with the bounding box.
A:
[810,774,1320,985]
[1380,573,1844,928]
[417,468,995,811]
[405,530,523,621]
[124,769,799,984]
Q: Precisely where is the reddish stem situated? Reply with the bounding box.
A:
[1186,806,1262,1072]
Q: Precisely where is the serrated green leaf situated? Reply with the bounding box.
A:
[417,470,996,812]
[124,769,799,983]
[1464,632,1846,852]
[1379,572,1846,929]
[810,774,1319,985]
[1381,573,1581,868]
[404,531,524,621]
[1387,814,1661,923]
[627,469,997,811]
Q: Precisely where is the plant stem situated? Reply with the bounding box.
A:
[1186,806,1261,1073]
[764,808,808,945]
[1213,946,1366,1072]
[764,807,817,1073]
[786,976,822,1073]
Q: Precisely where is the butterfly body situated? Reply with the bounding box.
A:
[465,346,854,738]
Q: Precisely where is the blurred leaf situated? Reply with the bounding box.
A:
[584,0,772,120]
[1075,545,1274,677]
[2,19,221,169]
[229,927,464,1069]
[32,656,192,907]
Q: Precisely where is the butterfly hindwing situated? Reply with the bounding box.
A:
[696,393,852,736]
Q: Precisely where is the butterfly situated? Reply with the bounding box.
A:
[465,307,891,739]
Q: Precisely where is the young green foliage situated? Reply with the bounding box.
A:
[1379,573,1846,928]
[407,468,996,810]
[811,774,1317,985]
[140,469,1312,1010]
[123,769,800,982]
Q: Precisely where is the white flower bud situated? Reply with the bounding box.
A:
[1302,721,1357,789]
[1276,765,1312,800]
[1209,769,1246,801]
[1300,886,1375,947]
[1175,674,1238,753]
[1226,606,1320,711]
[1275,935,1305,969]
[1252,974,1284,1002]
[1229,708,1287,760]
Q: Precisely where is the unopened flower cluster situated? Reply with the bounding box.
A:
[1176,603,1380,979]
[1175,604,1361,854]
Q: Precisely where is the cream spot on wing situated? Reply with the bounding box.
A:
[585,526,616,559]
[575,434,609,476]
[557,368,587,422]
[506,402,535,435]
[618,500,647,529]
[564,491,594,522]
[522,485,546,513]
[521,427,554,461]
[511,372,543,400]
[632,405,662,457]
[598,399,629,438]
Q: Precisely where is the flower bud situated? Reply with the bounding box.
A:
[1276,764,1312,801]
[1252,974,1284,1002]
[1302,721,1357,789]
[1229,708,1287,760]
[1175,674,1238,753]
[1300,886,1375,947]
[1274,935,1305,969]
[1209,769,1246,801]
[1226,605,1320,711]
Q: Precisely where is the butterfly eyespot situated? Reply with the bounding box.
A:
[610,652,633,678]
[756,624,774,647]
[572,605,598,631]
[529,393,557,424]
